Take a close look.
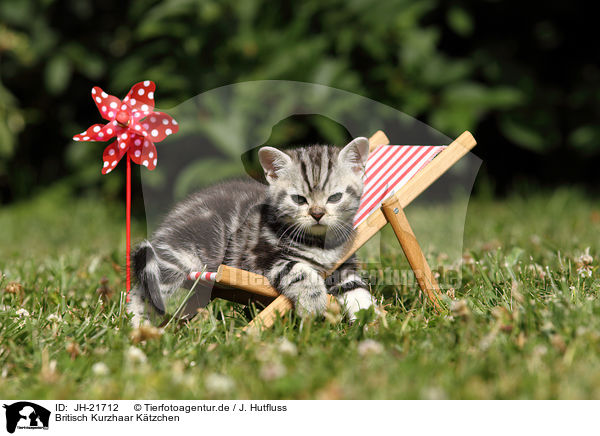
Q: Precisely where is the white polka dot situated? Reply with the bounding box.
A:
[165,128,172,135]
[105,168,111,173]
[134,139,141,146]
[138,88,145,96]
[142,160,148,167]
[143,131,147,136]
[121,104,127,110]
[143,123,149,129]
[112,121,118,125]
[93,126,101,132]
[134,125,141,130]
[120,142,126,149]
[149,152,154,158]
[141,104,148,111]
[111,161,117,166]
[144,80,150,86]
[121,133,128,140]
[144,141,149,147]
[83,136,90,141]
[172,119,178,125]
[124,96,129,102]
[96,97,102,103]
[151,129,158,137]
[101,92,108,98]
[110,102,117,109]
[92,88,96,94]
[134,150,141,157]
[103,161,109,167]
[130,98,136,106]
[107,128,113,134]
[162,119,168,125]
[148,92,154,99]
[73,137,80,141]
[108,111,114,117]
[150,117,156,122]
[153,159,157,166]
[98,132,104,138]
[101,106,107,112]
[109,149,115,156]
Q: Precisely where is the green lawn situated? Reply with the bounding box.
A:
[1,185,599,399]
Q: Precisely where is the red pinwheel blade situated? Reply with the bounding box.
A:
[91,87,122,121]
[73,122,118,142]
[140,112,179,142]
[102,140,127,174]
[129,136,158,170]
[124,80,156,114]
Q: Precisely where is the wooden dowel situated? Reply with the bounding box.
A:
[368,130,390,152]
[216,264,279,298]
[242,295,293,332]
[380,197,443,311]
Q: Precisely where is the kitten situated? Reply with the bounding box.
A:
[128,138,375,325]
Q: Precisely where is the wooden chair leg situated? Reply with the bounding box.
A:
[381,196,443,311]
[242,295,293,332]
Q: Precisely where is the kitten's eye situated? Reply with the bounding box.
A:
[291,194,308,205]
[327,193,342,203]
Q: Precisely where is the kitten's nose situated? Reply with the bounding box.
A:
[309,207,325,222]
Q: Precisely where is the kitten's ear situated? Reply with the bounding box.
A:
[258,146,293,182]
[339,137,370,174]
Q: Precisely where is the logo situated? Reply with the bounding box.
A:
[2,402,50,434]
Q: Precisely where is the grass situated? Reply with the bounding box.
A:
[1,184,600,399]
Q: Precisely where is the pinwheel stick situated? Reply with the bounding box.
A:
[126,154,131,297]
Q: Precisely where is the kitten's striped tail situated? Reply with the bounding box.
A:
[132,240,166,314]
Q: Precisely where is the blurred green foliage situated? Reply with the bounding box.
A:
[0,0,597,203]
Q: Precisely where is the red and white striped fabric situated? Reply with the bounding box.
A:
[187,271,218,282]
[353,145,445,228]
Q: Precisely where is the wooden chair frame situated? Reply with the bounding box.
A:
[203,130,477,331]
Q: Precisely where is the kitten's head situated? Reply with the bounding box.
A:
[258,138,369,243]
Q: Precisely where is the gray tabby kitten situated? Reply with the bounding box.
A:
[128,138,375,326]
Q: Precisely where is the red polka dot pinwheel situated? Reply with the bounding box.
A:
[73,80,178,173]
[73,80,179,299]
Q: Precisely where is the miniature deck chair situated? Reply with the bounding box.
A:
[187,130,477,330]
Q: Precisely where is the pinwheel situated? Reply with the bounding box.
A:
[73,80,179,299]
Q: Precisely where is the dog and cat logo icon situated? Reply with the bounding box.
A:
[2,402,50,434]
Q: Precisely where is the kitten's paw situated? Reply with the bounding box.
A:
[337,288,376,322]
[278,264,328,317]
[296,286,328,317]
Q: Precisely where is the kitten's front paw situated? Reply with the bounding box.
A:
[337,288,376,322]
[278,264,328,317]
[273,262,327,317]
[296,286,328,317]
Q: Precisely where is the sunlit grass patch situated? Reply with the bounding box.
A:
[1,187,600,398]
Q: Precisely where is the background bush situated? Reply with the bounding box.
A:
[0,0,597,204]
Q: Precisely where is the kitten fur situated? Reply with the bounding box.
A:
[128,138,375,325]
